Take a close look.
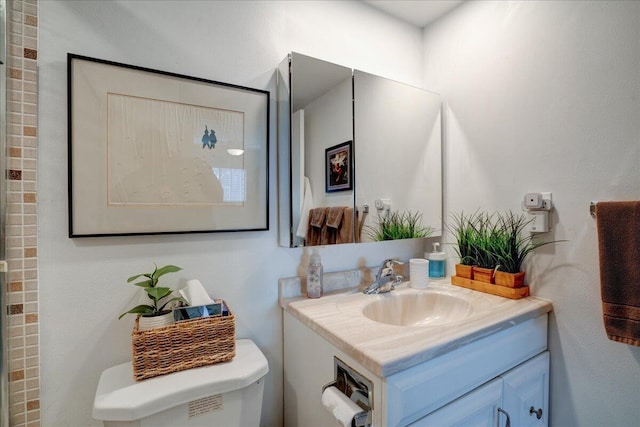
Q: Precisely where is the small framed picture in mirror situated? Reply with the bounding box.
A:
[325,140,353,193]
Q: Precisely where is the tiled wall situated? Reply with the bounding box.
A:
[5,0,40,425]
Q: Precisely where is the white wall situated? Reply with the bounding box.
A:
[304,77,354,208]
[37,1,425,426]
[423,1,640,426]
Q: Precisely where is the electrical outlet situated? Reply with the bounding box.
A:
[541,192,552,210]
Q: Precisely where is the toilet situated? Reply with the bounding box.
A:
[93,339,269,427]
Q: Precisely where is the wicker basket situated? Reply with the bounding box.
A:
[131,303,236,381]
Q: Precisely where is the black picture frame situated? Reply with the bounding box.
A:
[325,140,353,193]
[67,53,269,237]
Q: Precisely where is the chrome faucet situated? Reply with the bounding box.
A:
[363,259,404,294]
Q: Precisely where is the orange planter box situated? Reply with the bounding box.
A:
[451,276,529,300]
[472,267,495,284]
[494,271,526,288]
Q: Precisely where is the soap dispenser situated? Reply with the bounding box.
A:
[427,243,446,278]
[307,249,323,298]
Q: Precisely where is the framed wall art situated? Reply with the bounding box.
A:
[325,140,352,193]
[67,54,269,237]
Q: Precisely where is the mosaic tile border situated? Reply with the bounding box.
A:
[5,0,40,425]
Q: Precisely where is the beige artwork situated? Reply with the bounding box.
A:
[106,93,244,206]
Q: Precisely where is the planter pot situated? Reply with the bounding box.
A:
[473,267,495,284]
[137,311,174,331]
[494,271,526,288]
[455,264,474,279]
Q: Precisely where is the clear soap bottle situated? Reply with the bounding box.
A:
[428,243,446,278]
[307,250,323,298]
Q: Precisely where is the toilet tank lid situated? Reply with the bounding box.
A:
[92,339,269,421]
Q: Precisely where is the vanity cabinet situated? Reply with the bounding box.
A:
[283,310,549,427]
[412,351,549,427]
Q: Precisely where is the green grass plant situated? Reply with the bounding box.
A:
[365,210,434,241]
[448,210,564,273]
[493,211,564,273]
[447,211,481,266]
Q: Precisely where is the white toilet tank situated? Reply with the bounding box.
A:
[93,339,269,427]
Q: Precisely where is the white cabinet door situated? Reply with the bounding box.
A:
[410,352,550,427]
[409,378,502,427]
[502,351,549,427]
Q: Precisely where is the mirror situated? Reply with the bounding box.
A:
[354,70,442,243]
[277,53,442,248]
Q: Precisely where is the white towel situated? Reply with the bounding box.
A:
[296,177,314,238]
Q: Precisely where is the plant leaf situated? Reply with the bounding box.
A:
[118,304,154,319]
[152,265,183,280]
[127,273,152,283]
[131,278,153,288]
[146,286,172,301]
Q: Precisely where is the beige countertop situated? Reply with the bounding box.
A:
[280,278,552,377]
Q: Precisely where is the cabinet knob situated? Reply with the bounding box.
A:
[529,406,543,420]
[498,408,511,427]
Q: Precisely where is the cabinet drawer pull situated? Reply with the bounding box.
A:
[497,408,511,427]
[529,406,543,419]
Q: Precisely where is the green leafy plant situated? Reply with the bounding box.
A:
[449,210,565,273]
[471,212,503,269]
[447,211,481,266]
[492,211,564,273]
[119,264,185,319]
[365,210,434,241]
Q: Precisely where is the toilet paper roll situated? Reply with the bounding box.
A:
[321,386,363,427]
[179,279,214,306]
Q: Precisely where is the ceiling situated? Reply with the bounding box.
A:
[363,0,464,28]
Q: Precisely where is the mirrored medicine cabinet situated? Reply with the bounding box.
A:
[277,52,442,248]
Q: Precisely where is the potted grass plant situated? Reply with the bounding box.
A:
[492,212,563,287]
[119,263,185,330]
[447,211,480,279]
[365,209,434,241]
[470,212,501,284]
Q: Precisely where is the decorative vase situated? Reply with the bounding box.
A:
[137,311,174,331]
[473,267,495,284]
[494,271,526,288]
[455,264,474,279]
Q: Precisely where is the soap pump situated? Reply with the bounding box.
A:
[307,249,323,298]
[427,243,446,278]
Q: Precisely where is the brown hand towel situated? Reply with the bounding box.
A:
[309,207,327,228]
[325,207,344,229]
[306,207,328,246]
[321,206,344,245]
[596,201,640,346]
[337,207,355,244]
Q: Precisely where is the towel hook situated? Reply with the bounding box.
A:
[590,201,597,218]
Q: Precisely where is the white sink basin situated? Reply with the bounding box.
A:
[362,291,475,326]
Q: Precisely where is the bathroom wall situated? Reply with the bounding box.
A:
[36,1,425,426]
[422,1,640,426]
[304,77,354,209]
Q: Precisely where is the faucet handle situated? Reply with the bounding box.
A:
[380,267,394,276]
[382,258,404,268]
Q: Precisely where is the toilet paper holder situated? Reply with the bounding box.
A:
[322,357,373,427]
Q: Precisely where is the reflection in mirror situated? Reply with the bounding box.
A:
[354,71,442,242]
[277,53,442,248]
[278,53,355,247]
